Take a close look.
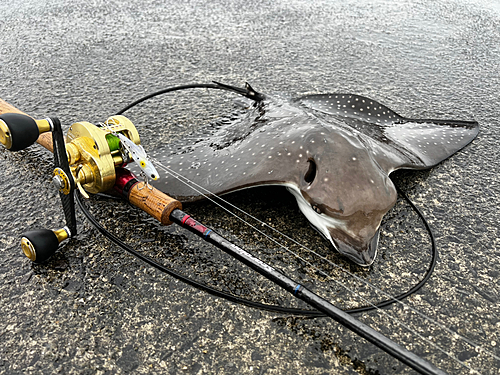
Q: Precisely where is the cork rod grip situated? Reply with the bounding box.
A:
[128,182,182,225]
[0,98,24,115]
[35,132,53,152]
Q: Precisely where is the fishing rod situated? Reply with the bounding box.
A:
[0,92,446,375]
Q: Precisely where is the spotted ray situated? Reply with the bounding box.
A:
[148,87,479,266]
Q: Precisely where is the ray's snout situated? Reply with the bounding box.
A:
[330,229,380,267]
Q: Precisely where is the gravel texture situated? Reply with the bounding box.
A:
[0,0,499,374]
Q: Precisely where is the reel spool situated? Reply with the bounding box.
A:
[0,112,143,262]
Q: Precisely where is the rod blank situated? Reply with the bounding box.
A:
[170,208,447,375]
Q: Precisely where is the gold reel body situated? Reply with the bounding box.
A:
[65,115,140,194]
[0,109,150,263]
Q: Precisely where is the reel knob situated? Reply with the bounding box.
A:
[0,113,51,151]
[21,228,70,263]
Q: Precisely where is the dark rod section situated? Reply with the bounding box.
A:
[169,208,447,375]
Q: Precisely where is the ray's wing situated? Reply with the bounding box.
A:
[148,113,305,202]
[296,94,479,170]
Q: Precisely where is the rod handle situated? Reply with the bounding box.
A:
[128,182,182,225]
[0,98,25,115]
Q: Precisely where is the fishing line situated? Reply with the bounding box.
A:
[111,83,497,370]
[80,172,476,374]
[154,160,436,306]
[76,192,324,316]
[152,160,479,374]
[81,181,434,316]
[127,84,493,355]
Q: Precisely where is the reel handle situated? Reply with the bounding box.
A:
[0,113,52,151]
[21,228,69,263]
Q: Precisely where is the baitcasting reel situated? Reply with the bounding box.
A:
[0,112,144,262]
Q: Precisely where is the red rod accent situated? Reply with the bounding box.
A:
[181,214,191,226]
[183,216,208,235]
[113,167,138,195]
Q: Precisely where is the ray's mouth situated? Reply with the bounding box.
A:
[329,229,380,267]
[307,222,380,267]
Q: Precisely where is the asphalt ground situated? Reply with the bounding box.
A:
[0,0,499,374]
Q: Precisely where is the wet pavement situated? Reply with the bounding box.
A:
[0,0,499,374]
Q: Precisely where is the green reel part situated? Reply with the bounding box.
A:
[105,132,121,151]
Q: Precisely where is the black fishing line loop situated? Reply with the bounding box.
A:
[73,83,439,316]
[77,187,437,316]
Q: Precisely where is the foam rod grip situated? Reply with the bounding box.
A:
[128,183,182,225]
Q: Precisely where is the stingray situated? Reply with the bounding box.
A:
[147,84,479,266]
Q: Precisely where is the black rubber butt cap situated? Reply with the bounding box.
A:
[0,113,39,151]
[21,229,59,263]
